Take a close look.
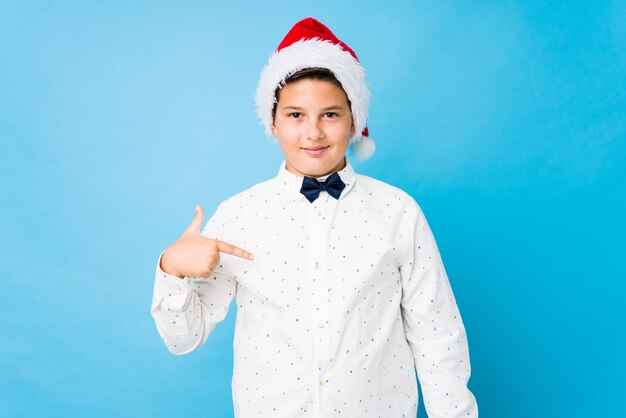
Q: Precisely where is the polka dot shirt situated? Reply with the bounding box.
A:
[151,158,478,417]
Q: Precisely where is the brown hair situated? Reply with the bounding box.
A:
[271,67,352,124]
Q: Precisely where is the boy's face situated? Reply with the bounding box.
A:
[272,78,355,178]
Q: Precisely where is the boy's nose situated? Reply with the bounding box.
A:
[305,120,325,140]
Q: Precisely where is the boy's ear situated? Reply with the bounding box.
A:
[350,119,355,137]
[271,123,278,137]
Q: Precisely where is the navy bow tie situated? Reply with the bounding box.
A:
[300,172,346,203]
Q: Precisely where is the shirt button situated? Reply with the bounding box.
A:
[315,262,321,270]
[315,210,321,217]
[319,323,325,328]
[319,379,326,387]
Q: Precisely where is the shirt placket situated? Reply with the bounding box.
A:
[308,192,335,416]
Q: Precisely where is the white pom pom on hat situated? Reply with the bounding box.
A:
[256,17,375,161]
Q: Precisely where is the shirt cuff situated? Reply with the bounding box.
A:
[154,251,192,311]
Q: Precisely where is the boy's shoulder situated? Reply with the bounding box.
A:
[216,175,281,206]
[216,170,423,217]
[355,173,419,206]
[355,173,430,225]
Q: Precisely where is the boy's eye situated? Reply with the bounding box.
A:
[288,112,301,118]
[324,112,339,118]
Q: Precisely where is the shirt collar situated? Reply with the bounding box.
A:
[276,157,357,201]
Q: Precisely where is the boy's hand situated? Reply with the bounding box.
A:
[160,205,254,279]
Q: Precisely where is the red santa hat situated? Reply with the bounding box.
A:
[255,17,375,161]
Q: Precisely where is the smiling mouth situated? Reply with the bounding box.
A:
[301,146,329,157]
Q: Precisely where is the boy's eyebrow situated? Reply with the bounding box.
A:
[280,105,347,111]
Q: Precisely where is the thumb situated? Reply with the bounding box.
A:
[184,205,204,234]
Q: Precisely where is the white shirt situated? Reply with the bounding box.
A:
[151,158,478,418]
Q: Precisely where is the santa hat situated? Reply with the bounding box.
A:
[255,17,375,161]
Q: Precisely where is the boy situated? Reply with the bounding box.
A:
[151,17,478,418]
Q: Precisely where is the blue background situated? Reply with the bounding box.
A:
[2,1,625,417]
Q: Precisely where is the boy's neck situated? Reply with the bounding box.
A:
[285,156,347,179]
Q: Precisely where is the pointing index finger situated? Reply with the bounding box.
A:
[216,240,254,260]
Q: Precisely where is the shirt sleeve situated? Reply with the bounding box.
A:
[150,200,238,355]
[399,198,478,417]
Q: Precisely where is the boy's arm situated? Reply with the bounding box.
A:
[150,201,237,355]
[399,199,478,418]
